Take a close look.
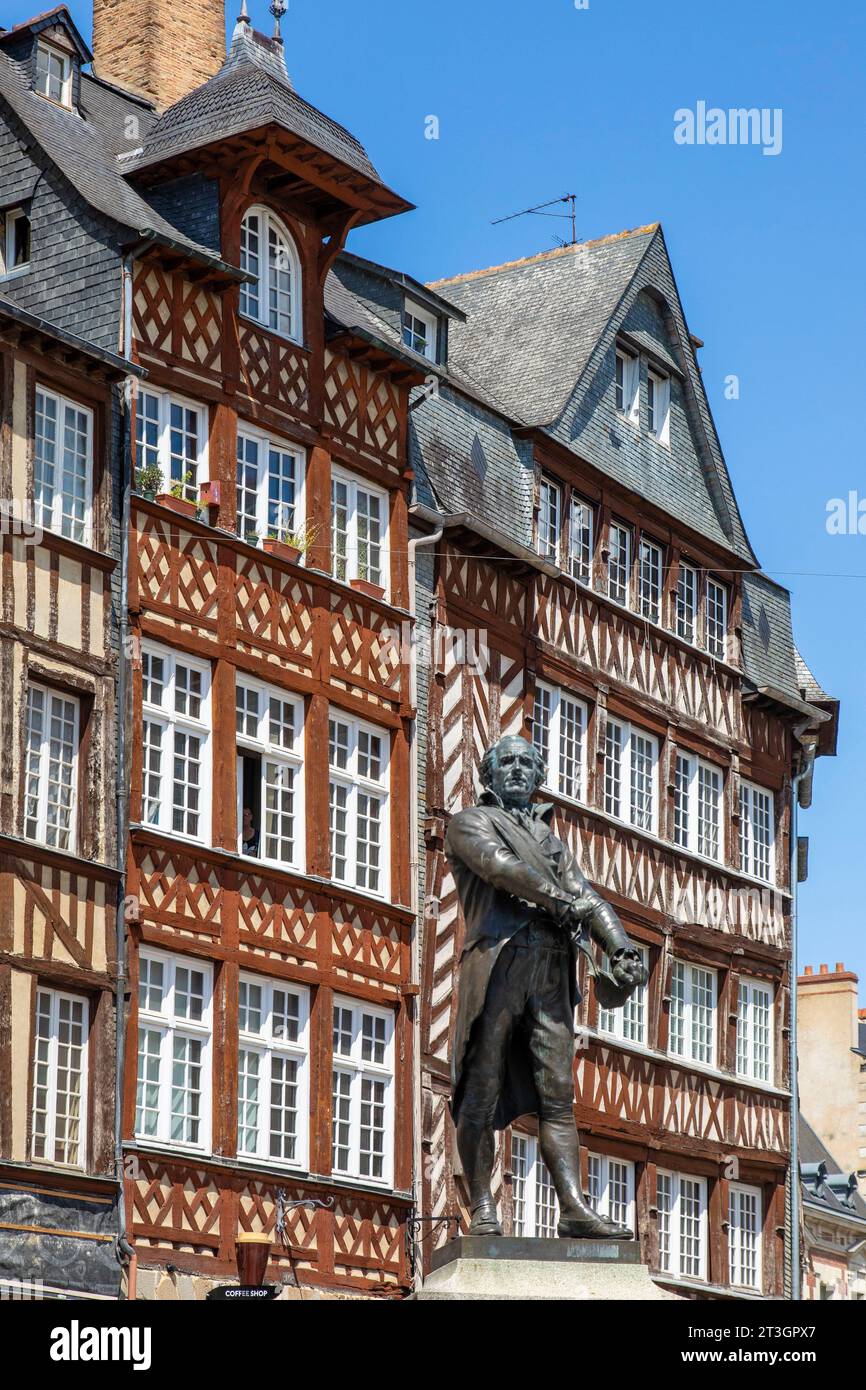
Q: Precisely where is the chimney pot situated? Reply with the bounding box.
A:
[819,964,828,974]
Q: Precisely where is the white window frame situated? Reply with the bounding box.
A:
[729,1182,763,1291]
[331,466,389,595]
[705,577,729,660]
[136,386,208,503]
[237,973,310,1169]
[31,987,88,1169]
[638,536,663,623]
[615,346,639,425]
[603,717,659,834]
[657,1170,708,1281]
[402,299,438,362]
[598,945,649,1044]
[739,779,775,884]
[239,205,302,343]
[669,960,717,1067]
[537,477,561,561]
[587,1152,635,1231]
[511,1132,558,1237]
[331,996,395,1186]
[235,424,306,548]
[675,561,699,644]
[329,710,390,899]
[24,682,80,852]
[135,949,213,1153]
[673,751,724,863]
[1,206,31,277]
[140,642,212,845]
[532,681,588,803]
[235,676,305,872]
[34,385,94,545]
[647,369,671,446]
[568,494,594,585]
[607,522,632,607]
[736,978,774,1084]
[35,41,73,106]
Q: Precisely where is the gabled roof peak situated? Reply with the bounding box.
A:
[0,4,92,63]
[428,223,660,289]
[222,7,293,90]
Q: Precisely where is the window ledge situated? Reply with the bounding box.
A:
[581,1027,789,1099]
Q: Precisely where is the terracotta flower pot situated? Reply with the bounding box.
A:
[262,537,302,564]
[156,493,197,520]
[349,577,385,600]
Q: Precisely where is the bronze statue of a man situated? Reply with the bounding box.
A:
[446,734,648,1239]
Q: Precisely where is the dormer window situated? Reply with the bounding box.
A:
[615,346,639,425]
[1,208,31,277]
[239,206,302,343]
[35,42,73,107]
[402,300,438,363]
[648,369,671,445]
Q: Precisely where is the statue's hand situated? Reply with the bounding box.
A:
[563,895,597,928]
[609,948,648,990]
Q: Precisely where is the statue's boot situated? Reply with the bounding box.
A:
[540,1118,634,1240]
[456,1117,502,1236]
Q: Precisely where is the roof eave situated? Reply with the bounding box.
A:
[0,296,145,379]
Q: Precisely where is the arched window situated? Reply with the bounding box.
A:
[239,206,302,342]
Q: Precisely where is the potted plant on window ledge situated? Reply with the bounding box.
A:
[135,462,163,502]
[156,471,197,519]
[349,575,386,601]
[262,519,320,565]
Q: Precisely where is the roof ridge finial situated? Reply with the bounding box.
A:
[269,0,287,44]
[237,0,250,22]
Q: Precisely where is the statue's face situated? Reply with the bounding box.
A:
[485,737,543,808]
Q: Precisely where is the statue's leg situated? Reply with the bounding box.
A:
[528,951,634,1240]
[455,947,521,1236]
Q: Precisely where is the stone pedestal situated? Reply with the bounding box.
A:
[414,1235,681,1301]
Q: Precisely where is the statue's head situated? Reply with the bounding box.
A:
[479,735,545,809]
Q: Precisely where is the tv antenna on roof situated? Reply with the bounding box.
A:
[491,193,579,247]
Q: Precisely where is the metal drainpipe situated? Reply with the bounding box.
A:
[406,522,443,1287]
[788,730,816,1302]
[114,254,136,1297]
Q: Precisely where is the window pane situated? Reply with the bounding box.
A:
[608,524,630,605]
[629,732,655,831]
[236,434,259,540]
[170,1035,203,1144]
[604,721,623,818]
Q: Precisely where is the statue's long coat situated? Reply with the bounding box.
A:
[445,793,632,1131]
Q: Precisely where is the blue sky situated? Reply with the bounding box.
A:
[54,0,866,982]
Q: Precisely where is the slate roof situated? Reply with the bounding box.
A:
[78,70,158,156]
[795,649,832,705]
[741,571,800,696]
[123,17,388,194]
[0,46,237,272]
[800,1116,866,1224]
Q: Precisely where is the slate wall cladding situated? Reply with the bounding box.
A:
[335,258,404,343]
[0,116,122,349]
[145,172,222,253]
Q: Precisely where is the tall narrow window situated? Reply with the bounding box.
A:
[587,1153,635,1231]
[331,997,394,1184]
[402,300,438,362]
[569,495,594,585]
[608,522,632,606]
[657,1171,708,1280]
[239,206,302,342]
[35,387,93,544]
[537,477,561,561]
[141,644,211,843]
[675,562,698,644]
[673,752,724,862]
[638,537,663,623]
[739,780,774,883]
[235,427,304,546]
[35,42,72,106]
[532,682,588,802]
[329,713,389,897]
[32,988,87,1167]
[136,388,206,503]
[603,718,658,833]
[331,468,388,593]
[1,207,31,275]
[236,679,304,869]
[135,951,212,1151]
[669,961,717,1066]
[24,684,79,851]
[511,1133,558,1237]
[705,578,728,660]
[615,347,639,424]
[729,1184,762,1291]
[598,945,649,1043]
[647,370,670,445]
[736,979,773,1083]
[237,975,310,1166]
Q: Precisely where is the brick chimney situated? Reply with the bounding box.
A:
[91,0,226,110]
[798,962,862,1177]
